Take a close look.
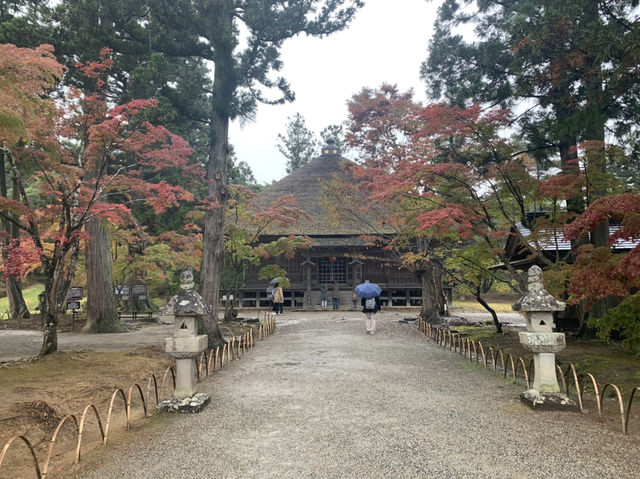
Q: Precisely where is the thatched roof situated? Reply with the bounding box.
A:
[259,140,393,237]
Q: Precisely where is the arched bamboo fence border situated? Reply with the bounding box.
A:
[417,318,638,437]
[0,314,277,479]
[0,436,42,479]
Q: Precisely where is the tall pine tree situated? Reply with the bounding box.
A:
[277,113,318,173]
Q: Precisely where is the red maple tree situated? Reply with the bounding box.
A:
[0,45,196,355]
[342,85,576,330]
[564,193,640,305]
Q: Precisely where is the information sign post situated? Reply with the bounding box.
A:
[66,287,83,331]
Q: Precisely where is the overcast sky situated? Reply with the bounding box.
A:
[229,0,440,184]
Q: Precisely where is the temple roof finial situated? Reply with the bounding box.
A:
[321,138,340,156]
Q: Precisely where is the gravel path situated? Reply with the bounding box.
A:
[65,310,640,479]
[0,323,173,362]
[0,310,524,362]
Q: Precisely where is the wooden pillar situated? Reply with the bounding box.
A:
[302,255,315,307]
[349,258,363,288]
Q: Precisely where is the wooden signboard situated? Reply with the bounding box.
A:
[69,287,83,301]
[66,300,81,310]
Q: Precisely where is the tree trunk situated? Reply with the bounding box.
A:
[223,279,242,322]
[6,277,29,320]
[433,262,447,316]
[0,151,29,320]
[83,218,122,332]
[39,234,80,355]
[201,108,229,347]
[200,4,234,348]
[40,309,58,356]
[584,44,610,320]
[474,287,502,334]
[417,263,440,324]
[554,85,583,219]
[40,275,61,356]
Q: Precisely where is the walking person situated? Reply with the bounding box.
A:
[273,283,284,315]
[362,294,381,334]
[332,281,340,310]
[320,284,328,310]
[354,280,383,335]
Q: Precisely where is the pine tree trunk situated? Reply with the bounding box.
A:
[554,87,583,219]
[584,45,609,319]
[83,218,121,332]
[201,106,228,347]
[200,4,234,348]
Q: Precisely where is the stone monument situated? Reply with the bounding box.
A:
[157,268,210,413]
[513,266,575,409]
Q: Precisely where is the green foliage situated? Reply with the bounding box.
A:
[113,243,199,288]
[423,0,640,168]
[539,263,572,301]
[445,243,501,295]
[588,293,640,351]
[452,325,503,341]
[319,124,348,155]
[257,265,290,288]
[0,1,52,47]
[221,185,309,294]
[277,112,318,173]
[227,146,259,191]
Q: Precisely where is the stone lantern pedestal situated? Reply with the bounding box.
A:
[513,266,575,410]
[158,269,210,413]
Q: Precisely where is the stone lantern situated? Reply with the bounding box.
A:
[158,268,210,413]
[513,266,574,409]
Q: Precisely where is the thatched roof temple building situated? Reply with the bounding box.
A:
[238,139,423,309]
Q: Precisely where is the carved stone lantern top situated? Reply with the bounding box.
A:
[180,268,195,291]
[512,266,566,313]
[172,267,210,317]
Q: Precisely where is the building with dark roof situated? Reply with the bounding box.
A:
[496,212,640,270]
[237,139,422,309]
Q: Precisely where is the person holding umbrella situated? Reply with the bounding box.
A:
[354,281,382,335]
[272,281,284,315]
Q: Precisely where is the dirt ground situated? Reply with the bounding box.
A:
[0,346,173,478]
[0,315,252,479]
[448,320,640,395]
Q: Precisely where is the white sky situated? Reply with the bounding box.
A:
[229,0,440,184]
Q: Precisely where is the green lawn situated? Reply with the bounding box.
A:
[0,284,43,318]
[451,299,514,313]
[0,284,162,319]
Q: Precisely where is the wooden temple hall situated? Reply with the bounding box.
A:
[237,139,423,309]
